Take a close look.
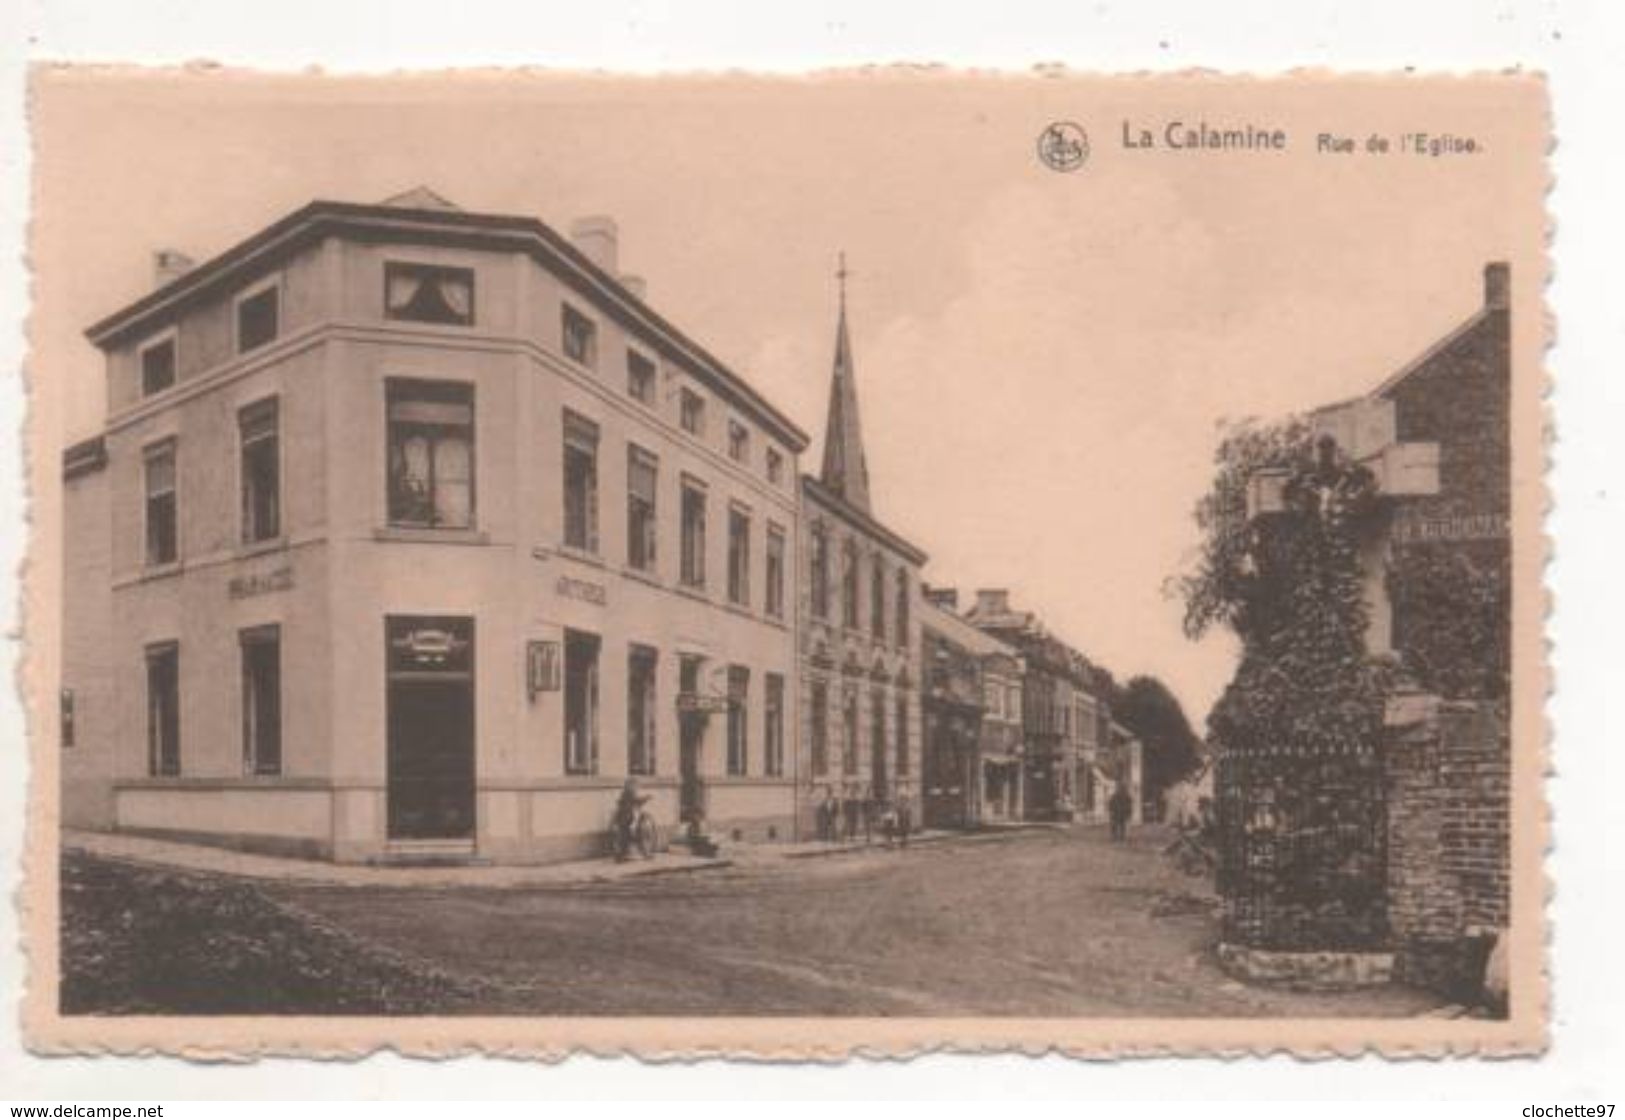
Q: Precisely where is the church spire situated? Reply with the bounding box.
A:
[819,252,873,513]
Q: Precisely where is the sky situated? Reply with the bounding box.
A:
[26,70,1546,725]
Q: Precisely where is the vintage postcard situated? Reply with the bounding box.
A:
[21,67,1548,1058]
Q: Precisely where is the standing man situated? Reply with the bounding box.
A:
[1108,783,1133,842]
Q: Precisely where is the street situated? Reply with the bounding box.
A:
[253,827,1434,1018]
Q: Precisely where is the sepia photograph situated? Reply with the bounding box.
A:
[21,67,1547,1057]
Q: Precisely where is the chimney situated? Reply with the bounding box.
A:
[619,273,647,300]
[569,216,619,275]
[975,588,1011,616]
[1484,261,1510,311]
[924,586,959,612]
[153,249,195,289]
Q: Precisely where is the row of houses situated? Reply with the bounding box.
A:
[59,187,1137,865]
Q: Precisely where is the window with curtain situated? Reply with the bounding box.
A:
[388,381,474,529]
[562,304,598,368]
[384,262,475,326]
[727,666,750,776]
[563,411,600,553]
[144,440,178,566]
[141,336,176,396]
[765,525,786,618]
[727,506,751,607]
[681,478,707,589]
[627,445,658,572]
[239,398,280,544]
[765,674,785,777]
[628,646,657,776]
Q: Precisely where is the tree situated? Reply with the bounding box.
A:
[1176,420,1392,950]
[1112,675,1203,805]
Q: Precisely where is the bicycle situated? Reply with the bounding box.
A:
[611,807,660,861]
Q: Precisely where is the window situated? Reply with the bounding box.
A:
[985,680,1004,718]
[562,411,600,553]
[628,645,657,776]
[895,695,910,775]
[810,682,829,776]
[841,688,859,775]
[726,666,750,776]
[387,380,474,529]
[810,525,829,619]
[627,350,656,405]
[145,642,180,777]
[727,506,751,607]
[385,262,474,326]
[241,626,281,776]
[144,440,178,566]
[239,398,280,544]
[236,284,279,353]
[60,688,75,749]
[562,304,597,368]
[765,673,785,777]
[627,446,658,572]
[680,387,706,437]
[872,688,889,789]
[564,630,600,775]
[765,525,786,619]
[728,420,749,463]
[1008,685,1021,724]
[766,447,784,485]
[680,478,707,589]
[871,555,887,640]
[895,569,910,648]
[842,541,860,629]
[140,335,176,396]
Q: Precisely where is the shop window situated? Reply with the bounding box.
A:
[627,445,658,572]
[145,642,180,777]
[628,645,657,776]
[144,440,178,566]
[810,682,829,776]
[564,630,600,775]
[727,506,751,607]
[765,525,786,619]
[239,398,280,544]
[387,380,474,529]
[562,304,597,368]
[241,626,281,776]
[726,666,750,776]
[140,335,176,396]
[680,478,707,589]
[236,284,280,353]
[627,350,656,405]
[385,262,474,326]
[562,411,600,553]
[765,673,785,777]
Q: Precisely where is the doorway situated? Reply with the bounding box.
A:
[678,656,707,825]
[386,616,475,840]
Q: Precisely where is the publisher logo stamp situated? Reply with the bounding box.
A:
[1037,121,1090,172]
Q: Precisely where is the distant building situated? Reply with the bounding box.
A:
[919,590,1024,829]
[962,590,1105,822]
[797,275,926,837]
[60,189,810,863]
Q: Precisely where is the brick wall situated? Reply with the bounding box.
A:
[1384,698,1510,998]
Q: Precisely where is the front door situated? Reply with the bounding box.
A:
[386,616,475,840]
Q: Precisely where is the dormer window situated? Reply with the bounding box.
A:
[385,262,475,326]
[140,334,176,396]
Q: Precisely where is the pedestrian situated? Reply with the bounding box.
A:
[1108,784,1133,842]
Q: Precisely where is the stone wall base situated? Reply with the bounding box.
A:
[1217,942,1395,991]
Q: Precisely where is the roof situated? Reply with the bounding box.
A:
[84,196,810,451]
[818,296,873,512]
[801,473,927,565]
[919,598,1020,660]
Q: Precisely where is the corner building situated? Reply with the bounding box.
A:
[796,287,926,836]
[62,189,808,863]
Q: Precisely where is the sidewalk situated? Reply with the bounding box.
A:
[62,819,1070,890]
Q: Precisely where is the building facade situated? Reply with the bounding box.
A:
[61,189,810,863]
[796,285,926,839]
[920,590,1025,829]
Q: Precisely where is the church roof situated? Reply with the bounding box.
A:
[818,273,873,513]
